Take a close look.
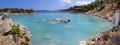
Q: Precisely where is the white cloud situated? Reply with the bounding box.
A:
[62,0,72,6]
[62,0,93,6]
[75,1,91,6]
[62,0,72,4]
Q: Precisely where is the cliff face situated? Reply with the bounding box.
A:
[86,3,118,22]
[85,3,120,45]
[0,14,31,45]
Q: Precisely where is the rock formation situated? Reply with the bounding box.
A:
[87,28,120,45]
[0,14,31,45]
[86,3,118,22]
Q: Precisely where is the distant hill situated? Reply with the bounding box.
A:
[61,0,120,13]
[35,10,51,12]
[0,8,34,13]
[35,10,49,12]
[35,10,61,12]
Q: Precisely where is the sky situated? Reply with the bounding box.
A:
[0,0,95,10]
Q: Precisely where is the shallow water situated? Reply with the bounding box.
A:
[10,12,112,45]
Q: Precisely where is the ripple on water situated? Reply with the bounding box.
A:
[48,21,57,24]
[64,25,74,29]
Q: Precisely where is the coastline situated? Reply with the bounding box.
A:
[78,13,114,45]
[87,14,112,23]
[86,27,120,45]
[86,13,114,23]
[79,10,120,45]
[0,13,34,15]
[78,3,117,45]
[86,24,114,45]
[85,3,118,23]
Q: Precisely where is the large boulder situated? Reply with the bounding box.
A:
[0,14,31,45]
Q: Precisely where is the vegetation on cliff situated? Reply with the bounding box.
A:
[9,23,23,38]
[62,0,120,13]
[0,8,34,13]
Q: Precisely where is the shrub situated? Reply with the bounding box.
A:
[10,23,23,38]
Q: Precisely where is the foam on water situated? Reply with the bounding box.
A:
[10,12,113,45]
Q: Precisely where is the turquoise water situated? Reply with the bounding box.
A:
[10,12,112,45]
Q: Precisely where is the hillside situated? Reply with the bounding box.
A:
[0,8,34,15]
[62,0,120,12]
[86,3,118,22]
[62,0,120,22]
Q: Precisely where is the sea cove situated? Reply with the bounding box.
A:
[10,12,112,45]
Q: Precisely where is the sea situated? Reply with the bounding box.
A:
[10,11,113,45]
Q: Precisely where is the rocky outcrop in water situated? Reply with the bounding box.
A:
[0,14,31,45]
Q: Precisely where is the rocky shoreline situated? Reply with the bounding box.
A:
[87,27,120,45]
[0,14,31,45]
[78,3,120,45]
[85,4,118,23]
